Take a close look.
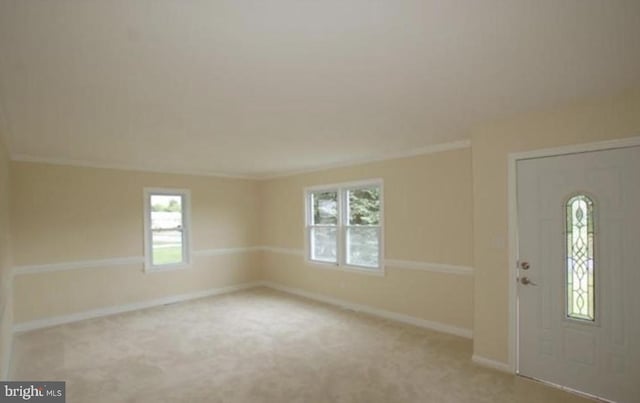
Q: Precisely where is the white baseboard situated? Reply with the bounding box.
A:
[471,354,512,373]
[12,282,261,333]
[12,279,473,342]
[259,281,473,339]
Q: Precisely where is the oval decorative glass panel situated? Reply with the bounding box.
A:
[566,194,595,321]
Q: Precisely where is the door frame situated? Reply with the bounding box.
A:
[507,135,640,374]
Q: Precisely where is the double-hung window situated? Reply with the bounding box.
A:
[144,188,191,271]
[305,179,383,272]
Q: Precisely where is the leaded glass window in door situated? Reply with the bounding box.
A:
[565,194,595,321]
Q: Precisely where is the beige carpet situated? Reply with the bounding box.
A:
[12,287,590,403]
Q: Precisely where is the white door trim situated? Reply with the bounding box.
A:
[507,135,640,374]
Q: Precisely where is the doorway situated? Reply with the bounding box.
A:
[514,143,640,402]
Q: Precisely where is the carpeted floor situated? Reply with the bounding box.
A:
[12,287,591,402]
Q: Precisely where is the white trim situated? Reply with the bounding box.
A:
[11,140,471,180]
[260,246,305,256]
[471,355,511,373]
[261,281,472,339]
[262,246,474,276]
[11,140,471,181]
[262,140,471,179]
[519,375,616,403]
[12,247,261,276]
[11,279,472,358]
[11,247,474,276]
[385,259,474,275]
[193,246,262,257]
[12,282,261,333]
[11,154,258,180]
[12,256,144,276]
[507,151,519,374]
[508,136,640,162]
[507,135,640,375]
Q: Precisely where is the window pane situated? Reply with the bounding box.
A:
[347,187,380,225]
[566,194,595,321]
[311,191,338,225]
[151,195,184,266]
[346,227,379,268]
[310,227,337,263]
[152,230,183,265]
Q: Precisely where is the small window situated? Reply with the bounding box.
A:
[305,180,383,272]
[144,188,191,271]
[565,194,595,321]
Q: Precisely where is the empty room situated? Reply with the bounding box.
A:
[0,1,639,402]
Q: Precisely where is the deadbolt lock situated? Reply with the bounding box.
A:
[519,261,530,270]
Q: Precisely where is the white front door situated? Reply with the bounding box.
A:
[517,146,640,402]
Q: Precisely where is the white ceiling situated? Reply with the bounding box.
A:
[0,0,639,178]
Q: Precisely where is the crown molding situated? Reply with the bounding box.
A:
[10,154,260,180]
[258,140,471,180]
[10,139,471,181]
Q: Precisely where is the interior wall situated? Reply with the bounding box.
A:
[259,148,474,333]
[0,133,13,379]
[471,89,640,364]
[6,88,638,370]
[10,162,262,324]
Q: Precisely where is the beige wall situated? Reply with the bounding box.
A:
[11,148,475,335]
[6,88,639,370]
[259,148,474,332]
[0,137,9,289]
[471,89,640,364]
[0,133,12,379]
[11,162,262,323]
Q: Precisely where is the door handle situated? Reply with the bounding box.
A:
[520,276,537,286]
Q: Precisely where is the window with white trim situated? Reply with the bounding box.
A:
[305,180,383,272]
[144,188,191,271]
